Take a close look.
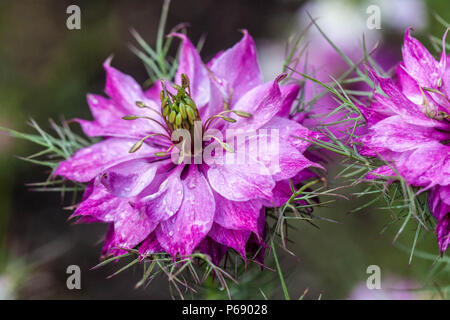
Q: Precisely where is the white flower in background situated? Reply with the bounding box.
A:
[258,0,428,80]
[0,275,16,300]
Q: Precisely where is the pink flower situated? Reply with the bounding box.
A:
[358,29,450,253]
[55,31,322,262]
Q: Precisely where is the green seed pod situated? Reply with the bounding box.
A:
[161,96,168,108]
[136,101,146,108]
[154,152,168,157]
[175,113,182,126]
[181,73,190,88]
[177,87,186,99]
[163,105,170,117]
[122,115,139,120]
[129,140,143,153]
[219,116,236,123]
[186,105,196,122]
[185,97,197,111]
[179,101,187,119]
[232,110,252,118]
[168,110,176,123]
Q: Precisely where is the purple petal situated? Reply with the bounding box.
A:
[358,115,448,154]
[366,165,395,180]
[233,126,322,182]
[230,75,285,131]
[79,184,156,257]
[207,159,275,202]
[402,28,440,88]
[371,142,450,188]
[396,64,423,105]
[139,233,163,257]
[429,186,450,253]
[104,58,159,113]
[100,159,160,198]
[55,138,159,182]
[208,30,263,103]
[135,165,184,223]
[196,237,227,265]
[276,83,300,118]
[208,223,250,260]
[367,67,445,129]
[76,94,166,140]
[213,192,262,233]
[171,33,210,108]
[156,165,215,257]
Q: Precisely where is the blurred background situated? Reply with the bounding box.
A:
[0,0,449,299]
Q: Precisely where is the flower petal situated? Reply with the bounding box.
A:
[171,33,210,108]
[230,75,285,131]
[196,237,227,265]
[54,138,159,182]
[78,183,156,257]
[100,158,160,198]
[429,186,450,253]
[208,223,250,260]
[136,165,184,223]
[402,28,440,88]
[208,30,263,103]
[207,158,275,202]
[139,233,163,257]
[213,192,262,233]
[276,83,301,118]
[358,115,448,155]
[156,165,215,257]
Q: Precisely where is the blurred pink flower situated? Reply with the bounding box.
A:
[358,29,450,253]
[55,31,322,262]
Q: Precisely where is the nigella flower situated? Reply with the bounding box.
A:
[55,31,322,263]
[358,29,450,253]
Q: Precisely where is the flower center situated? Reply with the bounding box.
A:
[160,74,200,133]
[123,74,252,157]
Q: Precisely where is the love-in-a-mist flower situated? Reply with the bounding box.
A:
[358,29,450,253]
[55,31,322,263]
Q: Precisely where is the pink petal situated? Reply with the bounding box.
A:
[229,75,285,131]
[358,115,448,154]
[402,28,440,88]
[208,30,263,104]
[78,184,156,257]
[171,33,210,108]
[375,142,450,188]
[233,126,322,182]
[429,186,450,253]
[156,165,215,257]
[196,237,227,265]
[136,165,184,223]
[100,158,160,198]
[103,58,165,133]
[54,138,159,182]
[213,192,262,233]
[276,83,301,118]
[367,66,445,129]
[75,94,168,140]
[208,223,250,260]
[207,159,275,202]
[139,233,163,257]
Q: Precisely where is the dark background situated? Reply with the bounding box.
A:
[0,0,449,299]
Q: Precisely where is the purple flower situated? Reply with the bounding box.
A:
[358,29,450,253]
[55,31,322,262]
